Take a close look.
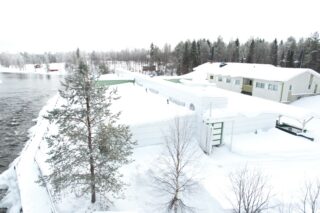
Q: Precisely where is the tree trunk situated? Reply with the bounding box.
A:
[86,96,96,203]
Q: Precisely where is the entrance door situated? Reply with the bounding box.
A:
[241,78,253,95]
[314,84,318,94]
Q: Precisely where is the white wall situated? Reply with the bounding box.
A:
[283,72,320,102]
[118,70,279,153]
[252,79,282,102]
[221,113,277,149]
[120,70,228,114]
[208,74,242,93]
[130,114,198,147]
[199,113,278,153]
[208,73,284,102]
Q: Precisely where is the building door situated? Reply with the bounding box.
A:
[241,78,253,95]
[314,84,318,94]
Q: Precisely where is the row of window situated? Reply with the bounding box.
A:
[216,76,240,85]
[255,82,278,91]
[211,75,279,91]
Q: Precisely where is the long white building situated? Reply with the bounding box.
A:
[106,70,318,154]
[191,62,320,103]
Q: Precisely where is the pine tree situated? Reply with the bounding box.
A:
[150,43,155,66]
[197,39,210,64]
[286,49,295,68]
[209,46,214,62]
[232,38,240,62]
[305,32,320,72]
[43,60,136,207]
[76,48,80,59]
[190,40,200,68]
[270,39,278,66]
[280,51,286,67]
[246,40,255,63]
[298,49,305,68]
[214,36,226,62]
[181,42,190,74]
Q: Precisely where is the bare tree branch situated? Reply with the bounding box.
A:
[229,166,272,213]
[152,117,199,213]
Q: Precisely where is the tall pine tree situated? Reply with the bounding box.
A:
[246,40,255,63]
[286,49,295,68]
[280,51,286,67]
[190,40,200,68]
[232,38,240,62]
[270,39,278,66]
[181,42,190,74]
[305,32,320,72]
[43,60,136,207]
[209,46,214,62]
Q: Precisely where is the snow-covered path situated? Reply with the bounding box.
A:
[14,96,59,213]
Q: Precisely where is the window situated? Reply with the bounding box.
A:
[268,84,278,91]
[218,76,222,82]
[289,85,292,90]
[235,80,240,85]
[210,75,214,80]
[256,82,265,89]
[226,78,231,83]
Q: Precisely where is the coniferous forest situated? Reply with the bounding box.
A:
[1,32,319,75]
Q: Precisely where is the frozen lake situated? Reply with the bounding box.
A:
[0,72,61,174]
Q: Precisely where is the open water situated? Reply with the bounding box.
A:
[0,72,61,174]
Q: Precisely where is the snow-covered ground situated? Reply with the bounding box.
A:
[0,63,66,75]
[1,79,320,212]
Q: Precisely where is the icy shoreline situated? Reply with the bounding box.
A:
[0,94,59,212]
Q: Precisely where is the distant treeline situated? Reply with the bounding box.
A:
[1,32,319,75]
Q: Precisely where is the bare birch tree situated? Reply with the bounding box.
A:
[229,166,272,213]
[299,179,320,213]
[153,117,199,213]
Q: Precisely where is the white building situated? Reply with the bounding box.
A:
[108,70,317,154]
[192,62,320,103]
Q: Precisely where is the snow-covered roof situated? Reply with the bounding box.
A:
[113,70,319,123]
[192,62,320,82]
[110,83,194,126]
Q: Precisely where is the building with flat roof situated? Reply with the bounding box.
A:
[106,69,318,153]
[191,62,320,103]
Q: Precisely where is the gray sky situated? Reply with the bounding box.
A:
[0,0,319,53]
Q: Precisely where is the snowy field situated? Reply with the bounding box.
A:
[107,94,320,213]
[1,81,320,212]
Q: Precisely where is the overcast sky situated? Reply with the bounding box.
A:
[0,0,319,53]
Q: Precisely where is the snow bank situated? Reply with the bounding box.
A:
[0,95,60,213]
[0,163,21,213]
[99,73,134,81]
[15,95,60,213]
